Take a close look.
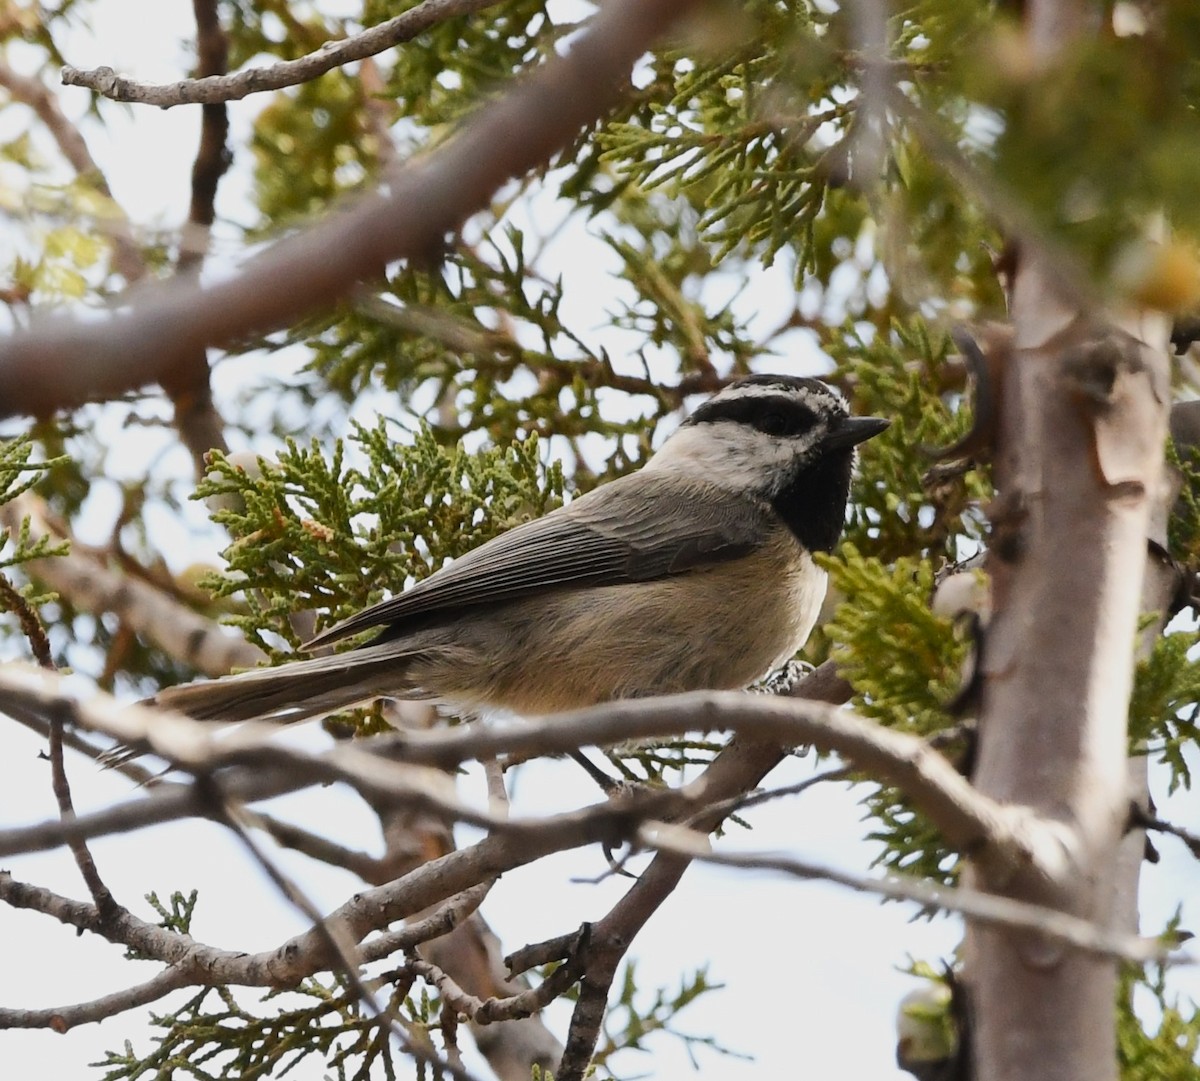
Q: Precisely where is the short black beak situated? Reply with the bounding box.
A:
[824,415,890,450]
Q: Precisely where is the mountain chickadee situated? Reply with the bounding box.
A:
[156,375,888,724]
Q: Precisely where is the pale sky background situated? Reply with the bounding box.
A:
[1,4,1198,1080]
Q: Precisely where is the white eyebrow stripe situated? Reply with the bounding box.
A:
[706,381,846,410]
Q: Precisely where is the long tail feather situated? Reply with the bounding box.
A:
[152,644,424,723]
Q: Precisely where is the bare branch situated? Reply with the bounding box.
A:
[166,0,233,478]
[407,950,581,1026]
[360,883,493,964]
[61,0,506,108]
[0,492,265,675]
[0,967,189,1031]
[636,823,1171,965]
[0,61,145,281]
[243,808,386,880]
[1,0,701,418]
[379,692,1059,881]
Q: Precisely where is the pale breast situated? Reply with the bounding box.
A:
[433,525,827,716]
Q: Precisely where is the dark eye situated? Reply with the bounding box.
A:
[756,410,794,436]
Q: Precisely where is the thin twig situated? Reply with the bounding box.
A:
[14,597,125,920]
[201,783,485,1081]
[0,61,145,280]
[47,708,121,918]
[407,950,581,1025]
[636,822,1172,965]
[1130,806,1200,859]
[241,809,386,880]
[62,0,507,108]
[684,765,853,828]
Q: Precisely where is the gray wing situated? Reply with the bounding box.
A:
[305,471,773,649]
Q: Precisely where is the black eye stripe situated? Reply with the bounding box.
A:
[687,394,824,436]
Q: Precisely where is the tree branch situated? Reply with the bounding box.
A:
[163,0,234,479]
[0,661,1069,884]
[61,0,507,108]
[0,967,189,1032]
[0,492,265,676]
[637,823,1170,964]
[1,0,701,418]
[378,691,1061,881]
[0,61,145,281]
[407,950,582,1026]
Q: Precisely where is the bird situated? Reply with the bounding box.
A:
[154,375,888,726]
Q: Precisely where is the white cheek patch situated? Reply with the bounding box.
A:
[645,423,825,493]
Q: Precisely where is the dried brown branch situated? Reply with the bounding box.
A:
[61,0,506,108]
[164,0,233,478]
[0,491,264,676]
[1,0,701,418]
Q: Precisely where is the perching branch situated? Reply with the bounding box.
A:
[377,691,1063,883]
[0,661,1069,884]
[62,0,507,108]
